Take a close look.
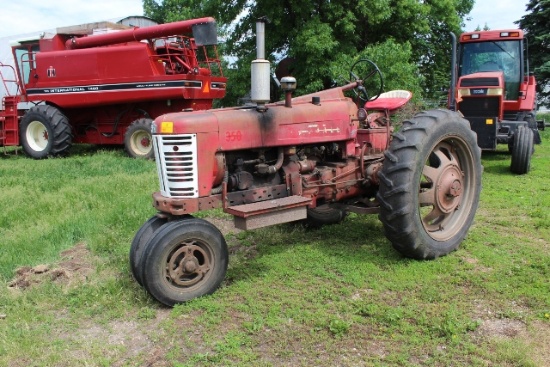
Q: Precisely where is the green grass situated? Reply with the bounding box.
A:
[1,126,549,366]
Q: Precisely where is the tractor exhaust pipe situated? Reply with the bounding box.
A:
[449,32,457,111]
[251,17,270,111]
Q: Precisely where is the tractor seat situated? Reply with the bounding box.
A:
[365,90,412,112]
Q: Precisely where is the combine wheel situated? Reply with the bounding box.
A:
[306,204,347,227]
[124,118,154,159]
[129,216,168,286]
[140,218,228,306]
[510,126,534,174]
[377,109,482,259]
[20,105,72,159]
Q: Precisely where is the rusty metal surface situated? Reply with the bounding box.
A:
[233,206,307,230]
[225,195,311,218]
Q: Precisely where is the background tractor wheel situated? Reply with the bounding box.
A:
[306,205,347,228]
[510,126,534,175]
[19,105,72,159]
[377,109,482,259]
[124,118,154,159]
[140,218,228,306]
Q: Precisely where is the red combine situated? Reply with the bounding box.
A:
[131,19,482,306]
[0,17,226,158]
[449,29,543,174]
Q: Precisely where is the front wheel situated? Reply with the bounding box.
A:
[140,218,228,306]
[377,109,482,259]
[20,105,72,159]
[510,126,534,174]
[129,215,168,286]
[124,118,154,159]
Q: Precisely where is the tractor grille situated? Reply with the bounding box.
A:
[153,134,199,198]
[458,97,499,118]
[460,77,500,87]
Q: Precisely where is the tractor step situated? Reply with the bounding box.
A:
[225,196,311,230]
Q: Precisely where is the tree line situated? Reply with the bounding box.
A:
[144,0,548,108]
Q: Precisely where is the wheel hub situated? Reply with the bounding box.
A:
[166,243,210,287]
[140,136,151,148]
[435,164,463,213]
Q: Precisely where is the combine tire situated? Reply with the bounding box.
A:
[510,126,534,174]
[377,109,482,260]
[306,205,347,227]
[140,218,228,306]
[124,118,154,159]
[20,105,72,159]
[129,216,168,286]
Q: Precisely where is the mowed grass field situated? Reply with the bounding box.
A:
[0,115,549,366]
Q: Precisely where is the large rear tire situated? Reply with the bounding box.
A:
[20,105,72,159]
[140,218,228,306]
[377,109,482,259]
[124,118,154,159]
[510,126,534,175]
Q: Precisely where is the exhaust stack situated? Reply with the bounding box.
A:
[251,17,270,111]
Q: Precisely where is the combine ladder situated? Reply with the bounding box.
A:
[0,63,21,154]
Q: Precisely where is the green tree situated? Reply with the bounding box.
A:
[517,0,550,107]
[143,0,474,105]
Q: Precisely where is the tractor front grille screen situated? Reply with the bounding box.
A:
[458,97,500,118]
[153,134,199,198]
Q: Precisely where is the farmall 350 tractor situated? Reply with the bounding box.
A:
[450,29,543,174]
[131,19,483,306]
[0,17,225,158]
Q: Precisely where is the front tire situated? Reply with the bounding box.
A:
[140,218,228,306]
[129,216,168,286]
[124,118,154,159]
[377,109,482,259]
[510,126,534,174]
[20,105,72,159]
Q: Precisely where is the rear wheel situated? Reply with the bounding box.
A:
[377,109,482,259]
[510,126,534,174]
[140,218,228,306]
[124,118,154,159]
[20,105,72,159]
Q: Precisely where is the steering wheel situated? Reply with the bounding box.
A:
[349,58,384,103]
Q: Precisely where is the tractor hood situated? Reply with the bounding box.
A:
[152,85,359,151]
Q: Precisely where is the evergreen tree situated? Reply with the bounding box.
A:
[517,0,550,107]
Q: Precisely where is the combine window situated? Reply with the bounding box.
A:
[458,40,522,100]
[14,43,40,85]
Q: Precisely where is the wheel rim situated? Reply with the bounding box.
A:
[165,239,214,289]
[26,120,49,151]
[130,130,152,155]
[418,139,476,241]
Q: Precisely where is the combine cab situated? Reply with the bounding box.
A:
[0,17,226,158]
[450,29,543,174]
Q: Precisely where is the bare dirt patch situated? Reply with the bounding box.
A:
[7,242,95,290]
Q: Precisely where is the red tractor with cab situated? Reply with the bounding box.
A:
[0,17,226,158]
[131,19,483,306]
[449,29,543,174]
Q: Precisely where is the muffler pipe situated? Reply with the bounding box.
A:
[251,17,270,111]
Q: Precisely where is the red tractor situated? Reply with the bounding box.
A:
[131,19,483,306]
[0,17,226,158]
[449,29,543,174]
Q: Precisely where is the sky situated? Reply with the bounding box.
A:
[0,0,144,38]
[0,1,530,39]
[463,0,528,31]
